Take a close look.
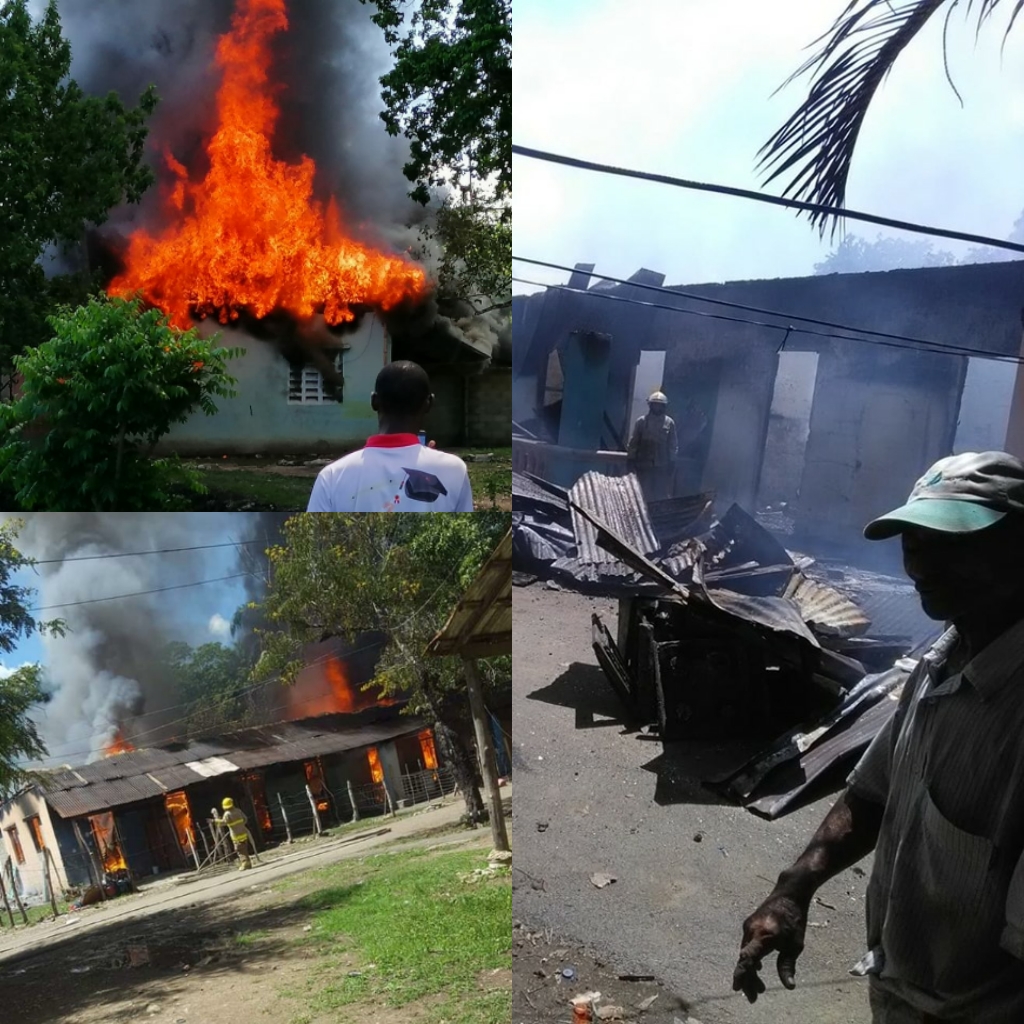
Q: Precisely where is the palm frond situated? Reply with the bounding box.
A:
[759,0,947,234]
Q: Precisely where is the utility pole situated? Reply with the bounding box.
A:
[462,657,509,853]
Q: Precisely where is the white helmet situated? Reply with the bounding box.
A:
[648,391,668,405]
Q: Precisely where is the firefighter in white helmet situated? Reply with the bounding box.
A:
[627,390,678,501]
[217,797,252,870]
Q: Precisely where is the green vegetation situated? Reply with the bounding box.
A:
[293,848,510,1024]
[253,512,510,822]
[0,0,156,369]
[0,520,64,796]
[0,296,241,511]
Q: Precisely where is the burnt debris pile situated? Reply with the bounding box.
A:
[513,469,938,818]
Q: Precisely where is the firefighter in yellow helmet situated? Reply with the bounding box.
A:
[217,797,252,870]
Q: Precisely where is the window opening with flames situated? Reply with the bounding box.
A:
[241,771,274,832]
[88,812,129,877]
[304,759,331,814]
[367,746,384,784]
[164,790,196,858]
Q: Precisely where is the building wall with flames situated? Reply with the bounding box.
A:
[4,721,450,896]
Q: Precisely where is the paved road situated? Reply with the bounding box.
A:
[1,791,509,966]
[513,585,874,1024]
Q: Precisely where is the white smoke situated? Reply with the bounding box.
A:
[15,514,258,763]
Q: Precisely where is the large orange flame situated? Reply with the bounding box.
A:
[289,654,389,719]
[104,730,136,757]
[90,813,129,875]
[164,790,195,856]
[109,0,428,329]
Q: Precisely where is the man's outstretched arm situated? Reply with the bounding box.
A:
[733,787,884,1003]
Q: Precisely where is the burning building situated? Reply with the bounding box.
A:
[63,0,509,453]
[0,704,449,895]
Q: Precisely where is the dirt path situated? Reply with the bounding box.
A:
[0,795,511,1024]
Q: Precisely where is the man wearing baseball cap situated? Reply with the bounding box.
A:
[734,451,1024,1022]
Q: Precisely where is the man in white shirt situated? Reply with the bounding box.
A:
[307,361,474,512]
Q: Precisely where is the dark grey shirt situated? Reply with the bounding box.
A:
[849,621,1024,1021]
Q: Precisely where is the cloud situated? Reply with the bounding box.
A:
[0,662,33,680]
[208,613,231,638]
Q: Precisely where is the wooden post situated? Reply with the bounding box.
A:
[187,832,201,871]
[277,793,293,844]
[0,869,13,927]
[305,785,322,835]
[111,816,138,892]
[72,821,106,901]
[463,657,510,852]
[41,850,59,919]
[379,771,397,819]
[6,860,28,924]
[346,780,360,822]
[44,848,66,897]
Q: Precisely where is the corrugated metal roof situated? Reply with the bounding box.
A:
[569,472,658,564]
[645,493,714,547]
[40,706,425,819]
[427,530,512,658]
[784,573,871,638]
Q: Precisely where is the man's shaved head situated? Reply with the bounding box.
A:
[373,361,432,417]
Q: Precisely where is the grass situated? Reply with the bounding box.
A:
[289,847,510,1024]
[20,899,70,925]
[185,447,511,511]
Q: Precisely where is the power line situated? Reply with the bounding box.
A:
[510,273,1024,365]
[27,535,481,765]
[30,573,251,612]
[511,145,1024,256]
[29,541,262,565]
[513,256,1023,362]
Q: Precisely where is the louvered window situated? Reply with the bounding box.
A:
[288,351,344,404]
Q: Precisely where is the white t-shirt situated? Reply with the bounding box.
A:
[307,435,474,512]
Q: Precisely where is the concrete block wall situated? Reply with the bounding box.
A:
[466,368,511,446]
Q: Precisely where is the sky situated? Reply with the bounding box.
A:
[513,0,1024,293]
[3,515,251,672]
[1,514,263,766]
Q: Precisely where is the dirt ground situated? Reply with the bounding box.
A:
[512,583,875,1024]
[1,838,497,1024]
[0,797,512,1024]
[513,920,693,1024]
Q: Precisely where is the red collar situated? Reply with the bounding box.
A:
[364,433,420,448]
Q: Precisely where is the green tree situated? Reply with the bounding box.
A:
[415,196,512,312]
[361,0,511,310]
[0,295,243,511]
[361,0,511,205]
[252,512,511,824]
[760,1,1020,232]
[162,641,256,737]
[0,519,64,796]
[0,0,157,369]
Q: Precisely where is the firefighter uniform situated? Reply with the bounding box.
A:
[218,798,252,870]
[627,391,678,501]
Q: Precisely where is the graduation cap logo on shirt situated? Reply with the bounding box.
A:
[402,469,448,503]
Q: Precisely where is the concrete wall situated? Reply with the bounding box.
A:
[467,368,512,446]
[159,317,388,456]
[0,789,65,898]
[797,346,964,545]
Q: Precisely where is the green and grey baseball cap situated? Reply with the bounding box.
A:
[864,451,1024,540]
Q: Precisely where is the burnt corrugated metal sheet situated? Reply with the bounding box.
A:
[646,492,714,547]
[784,573,872,638]
[569,472,659,564]
[45,773,167,819]
[427,530,512,658]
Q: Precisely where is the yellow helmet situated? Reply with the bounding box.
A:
[221,797,234,810]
